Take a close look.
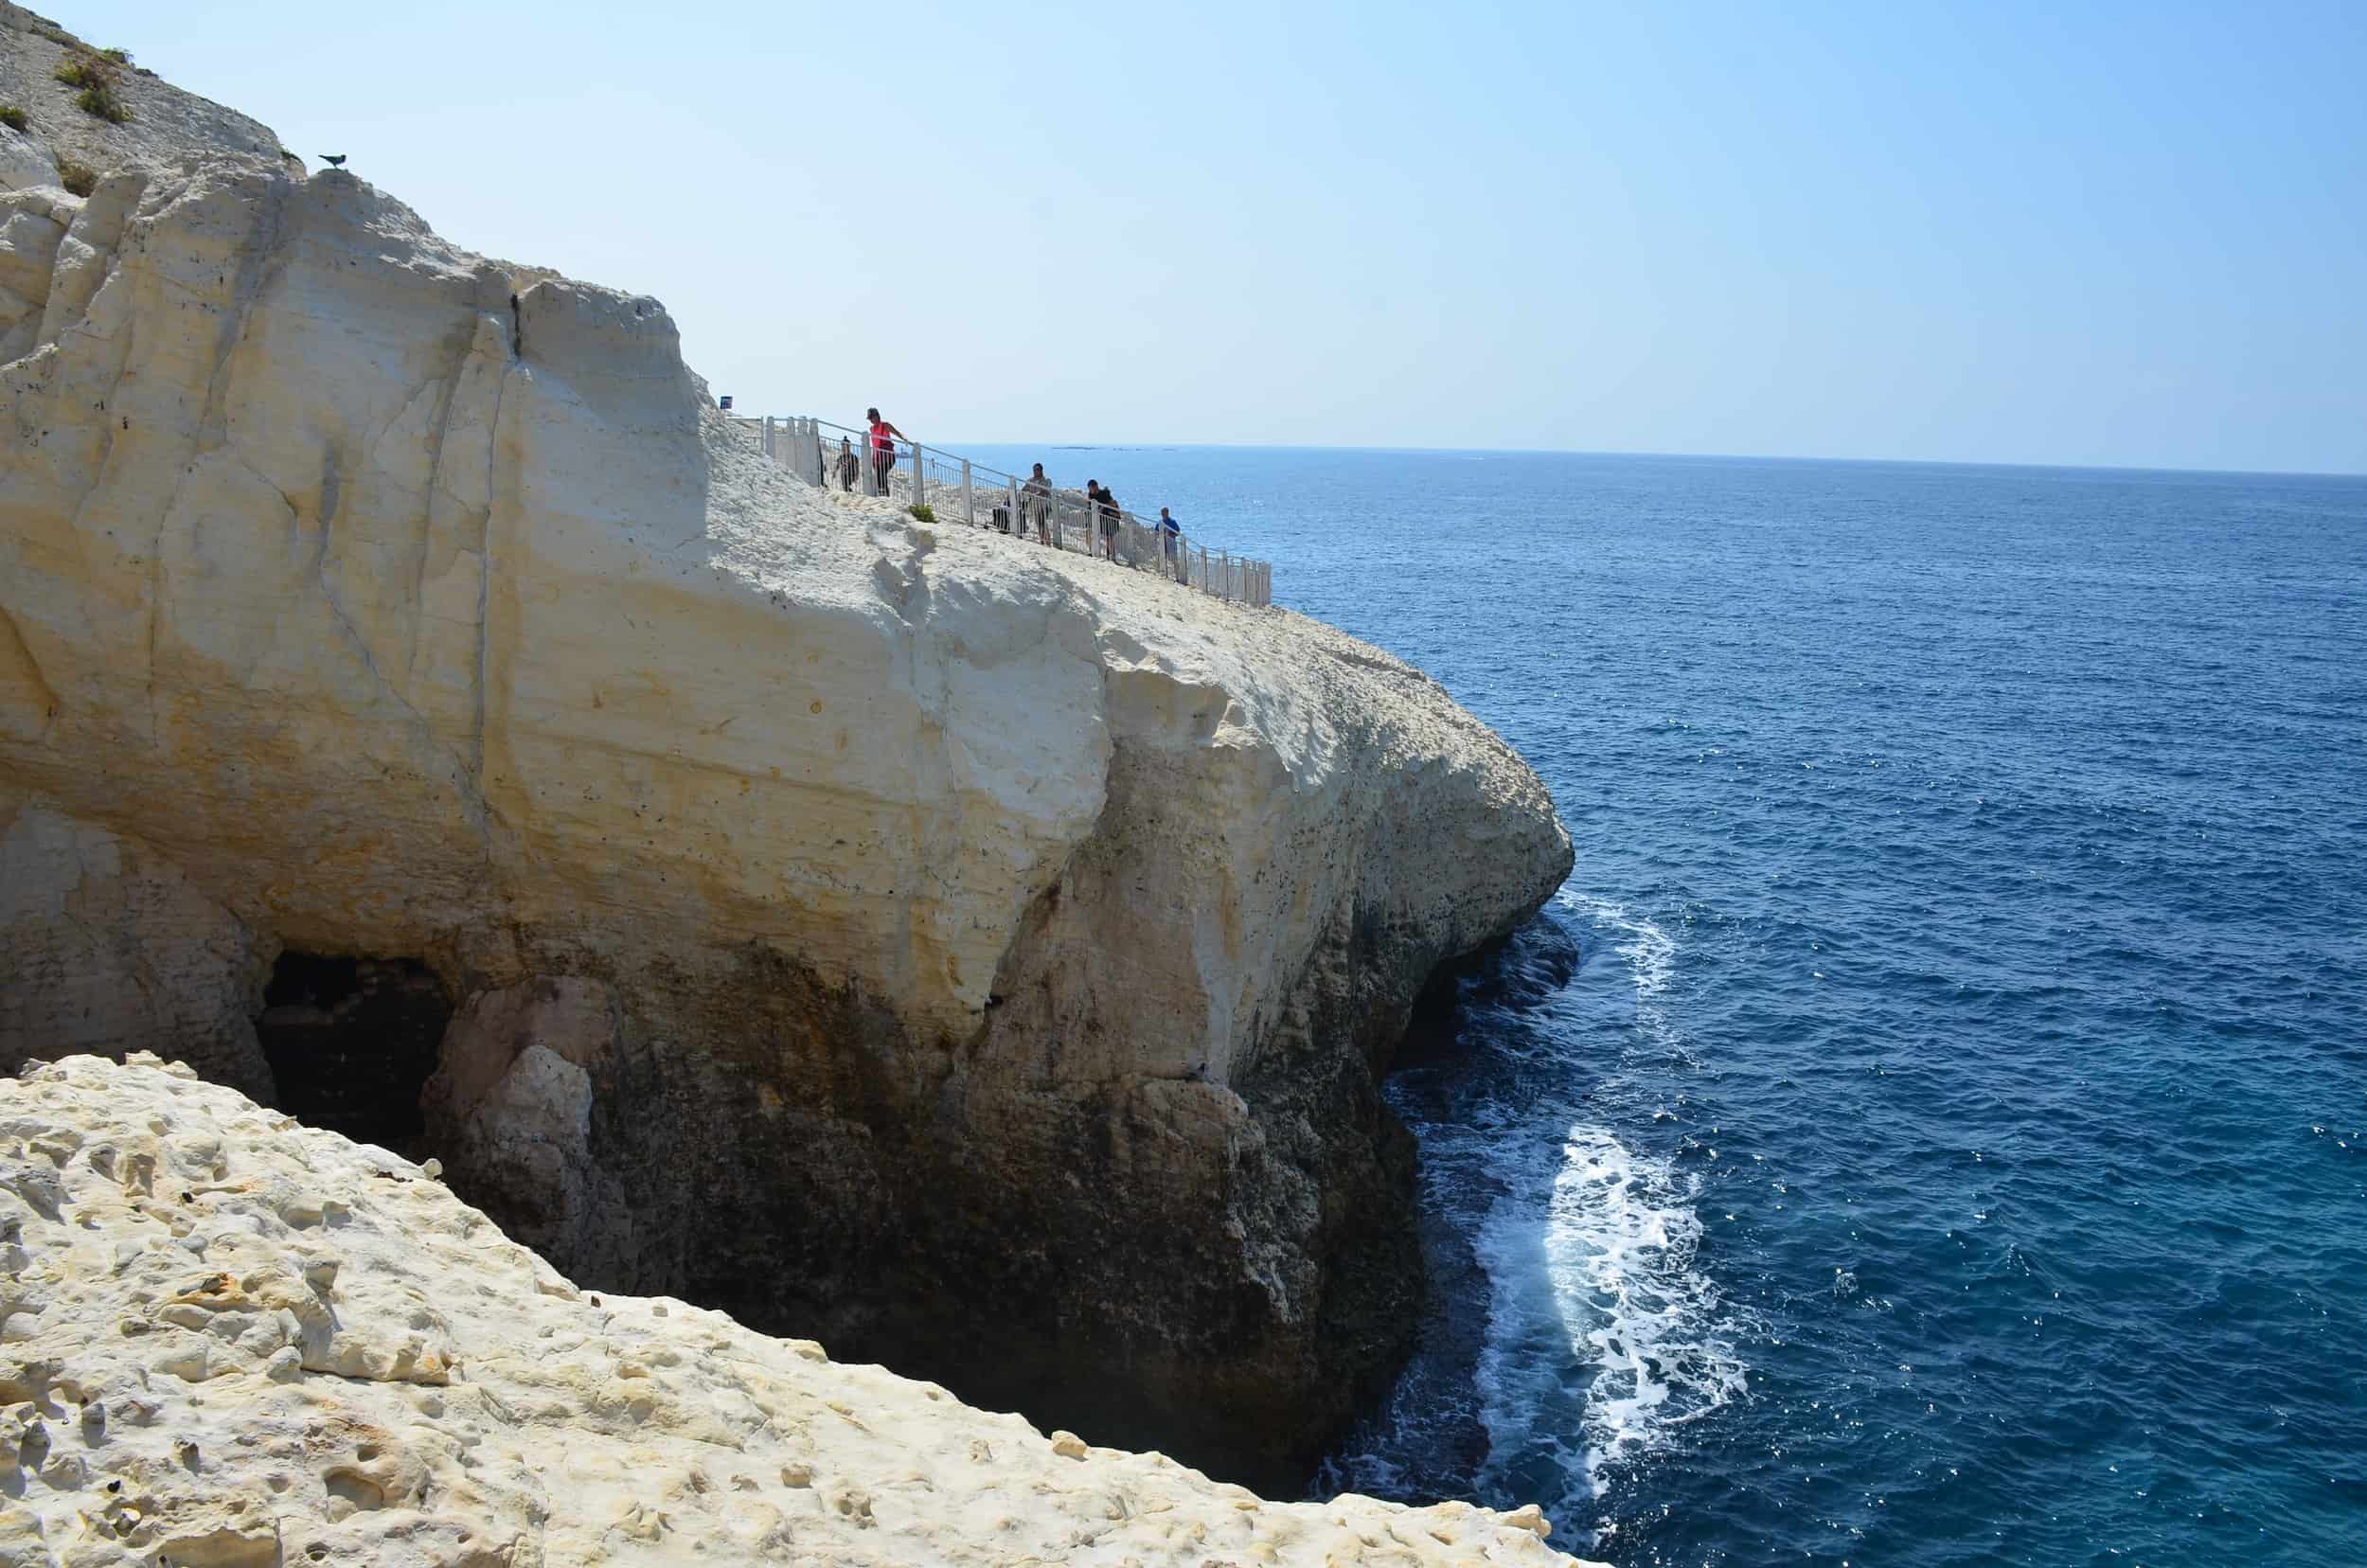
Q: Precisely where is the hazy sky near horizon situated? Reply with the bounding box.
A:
[95,0,2367,472]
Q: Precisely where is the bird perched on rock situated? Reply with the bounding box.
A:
[319,153,347,168]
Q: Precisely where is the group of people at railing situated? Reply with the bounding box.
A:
[830,408,1187,567]
[819,408,911,498]
[763,403,1262,603]
[815,407,921,495]
[1017,467,1181,564]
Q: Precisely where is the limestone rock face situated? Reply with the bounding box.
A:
[0,126,58,198]
[0,154,1574,1484]
[0,7,287,193]
[0,1054,1598,1567]
[0,793,274,1100]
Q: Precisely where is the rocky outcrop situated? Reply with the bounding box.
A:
[0,7,286,194]
[0,1054,1594,1566]
[0,152,1573,1486]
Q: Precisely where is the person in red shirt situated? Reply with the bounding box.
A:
[865,407,905,496]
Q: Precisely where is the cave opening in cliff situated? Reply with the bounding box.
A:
[256,953,452,1155]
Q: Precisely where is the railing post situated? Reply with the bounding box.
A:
[911,443,924,511]
[961,459,975,527]
[1006,477,1020,538]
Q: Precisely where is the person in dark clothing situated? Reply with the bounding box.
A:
[1094,482,1121,560]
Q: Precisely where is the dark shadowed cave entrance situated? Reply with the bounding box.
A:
[255,953,452,1155]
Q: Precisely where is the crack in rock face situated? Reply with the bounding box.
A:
[0,146,1575,1488]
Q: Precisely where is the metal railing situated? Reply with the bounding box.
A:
[742,414,1272,609]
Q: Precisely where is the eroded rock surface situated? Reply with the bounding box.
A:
[0,1055,1595,1567]
[0,150,1573,1482]
[0,6,286,195]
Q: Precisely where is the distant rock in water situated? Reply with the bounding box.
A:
[0,104,1573,1488]
[0,1053,1595,1565]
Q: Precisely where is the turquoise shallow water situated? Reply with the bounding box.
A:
[970,446,2367,1565]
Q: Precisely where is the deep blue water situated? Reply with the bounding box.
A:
[971,446,2367,1566]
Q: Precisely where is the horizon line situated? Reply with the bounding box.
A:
[915,438,2367,484]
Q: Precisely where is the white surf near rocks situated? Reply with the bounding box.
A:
[0,1053,1599,1566]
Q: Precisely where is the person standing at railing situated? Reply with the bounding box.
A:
[1090,481,1122,560]
[1158,507,1183,578]
[864,407,905,496]
[1022,463,1054,544]
[834,437,861,491]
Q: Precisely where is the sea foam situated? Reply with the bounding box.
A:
[1468,900,1747,1507]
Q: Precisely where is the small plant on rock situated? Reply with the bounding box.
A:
[55,49,133,123]
[77,84,131,122]
[57,159,97,197]
[908,503,937,525]
[0,104,27,132]
[100,46,133,64]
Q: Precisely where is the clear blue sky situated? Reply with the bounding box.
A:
[95,1,2367,472]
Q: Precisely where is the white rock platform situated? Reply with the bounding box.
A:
[0,1054,1594,1567]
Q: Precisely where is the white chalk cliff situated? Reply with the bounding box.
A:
[0,1054,1597,1566]
[0,38,1574,1498]
[0,4,284,200]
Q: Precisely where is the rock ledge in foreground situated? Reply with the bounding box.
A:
[0,1055,1595,1567]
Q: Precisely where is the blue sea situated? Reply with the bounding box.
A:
[970,445,2367,1566]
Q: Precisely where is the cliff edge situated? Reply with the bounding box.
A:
[0,149,1573,1486]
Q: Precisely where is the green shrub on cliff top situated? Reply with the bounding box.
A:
[0,105,27,133]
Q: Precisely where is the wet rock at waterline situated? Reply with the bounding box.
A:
[0,151,1572,1485]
